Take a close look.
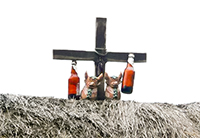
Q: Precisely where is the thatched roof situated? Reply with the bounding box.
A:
[0,94,200,138]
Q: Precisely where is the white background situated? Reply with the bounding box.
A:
[0,0,200,104]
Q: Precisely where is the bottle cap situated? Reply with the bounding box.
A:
[128,53,135,58]
[72,60,77,65]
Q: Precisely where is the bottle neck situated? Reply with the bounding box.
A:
[127,63,133,67]
[127,57,134,67]
[71,65,78,75]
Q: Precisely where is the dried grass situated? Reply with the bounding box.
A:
[0,94,200,138]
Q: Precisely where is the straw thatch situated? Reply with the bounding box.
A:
[0,94,200,138]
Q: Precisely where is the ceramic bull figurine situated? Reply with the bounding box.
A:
[81,72,103,100]
[105,72,122,100]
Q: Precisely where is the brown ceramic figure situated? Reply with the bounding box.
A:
[81,72,103,100]
[105,72,122,100]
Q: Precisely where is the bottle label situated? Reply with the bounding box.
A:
[121,68,135,94]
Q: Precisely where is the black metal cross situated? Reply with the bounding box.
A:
[53,17,146,100]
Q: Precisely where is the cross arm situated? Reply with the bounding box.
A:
[106,52,146,62]
[53,49,96,61]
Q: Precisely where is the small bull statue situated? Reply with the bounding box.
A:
[81,72,103,100]
[105,72,122,100]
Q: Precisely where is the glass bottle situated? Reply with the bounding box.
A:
[121,53,135,94]
[68,60,80,100]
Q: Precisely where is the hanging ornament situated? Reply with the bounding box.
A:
[121,54,135,94]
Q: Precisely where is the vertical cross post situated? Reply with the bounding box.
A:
[95,18,107,100]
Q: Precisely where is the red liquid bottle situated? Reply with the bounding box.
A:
[68,60,80,100]
[121,54,135,94]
